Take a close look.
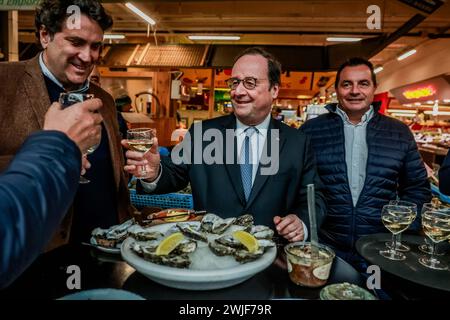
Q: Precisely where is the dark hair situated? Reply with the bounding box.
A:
[335,57,377,89]
[233,47,281,89]
[35,0,113,41]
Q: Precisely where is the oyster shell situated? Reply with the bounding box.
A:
[250,225,274,239]
[234,214,254,229]
[234,248,265,263]
[174,239,197,254]
[215,234,245,249]
[127,225,164,241]
[212,217,236,234]
[209,240,237,256]
[177,222,208,242]
[201,214,236,234]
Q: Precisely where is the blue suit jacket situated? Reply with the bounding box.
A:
[0,131,81,288]
[138,114,326,231]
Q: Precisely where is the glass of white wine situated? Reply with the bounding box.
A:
[418,203,445,255]
[59,92,99,184]
[419,206,450,270]
[385,200,417,252]
[379,204,415,261]
[126,128,155,178]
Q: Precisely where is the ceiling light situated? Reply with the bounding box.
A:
[392,113,415,117]
[125,3,156,25]
[387,109,416,113]
[424,110,450,115]
[397,49,417,61]
[103,34,125,40]
[188,35,240,41]
[374,66,383,74]
[326,37,362,42]
[444,99,450,103]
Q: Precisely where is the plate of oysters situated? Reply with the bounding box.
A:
[121,213,277,290]
[90,219,135,254]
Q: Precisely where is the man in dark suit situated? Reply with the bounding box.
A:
[0,0,133,249]
[123,47,326,241]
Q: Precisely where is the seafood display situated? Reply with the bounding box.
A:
[128,213,276,269]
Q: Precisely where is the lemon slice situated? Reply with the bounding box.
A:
[155,232,185,256]
[232,230,259,253]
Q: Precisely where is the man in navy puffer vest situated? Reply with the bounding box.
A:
[300,57,431,269]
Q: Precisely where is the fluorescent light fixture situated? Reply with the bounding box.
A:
[424,110,450,115]
[103,34,125,40]
[392,113,415,117]
[374,66,383,74]
[403,104,412,107]
[188,35,240,41]
[426,100,434,104]
[444,99,450,103]
[125,3,156,25]
[397,49,417,61]
[387,109,416,114]
[414,102,421,106]
[326,37,362,42]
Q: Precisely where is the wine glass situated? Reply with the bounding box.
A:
[418,203,446,255]
[59,92,99,184]
[385,200,417,252]
[379,204,415,261]
[126,128,155,178]
[419,205,450,270]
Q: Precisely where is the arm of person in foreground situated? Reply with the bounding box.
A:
[439,151,450,196]
[0,100,102,289]
[0,131,81,288]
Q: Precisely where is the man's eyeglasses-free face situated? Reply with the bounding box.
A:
[225,77,268,90]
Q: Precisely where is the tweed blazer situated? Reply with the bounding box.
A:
[0,55,133,250]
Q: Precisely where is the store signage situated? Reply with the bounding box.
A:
[402,85,436,100]
[398,0,444,14]
[0,0,39,10]
[390,74,450,104]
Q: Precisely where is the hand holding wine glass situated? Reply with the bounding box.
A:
[57,93,103,184]
[123,128,159,179]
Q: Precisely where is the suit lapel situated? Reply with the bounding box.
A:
[23,55,51,128]
[246,118,286,208]
[220,115,246,206]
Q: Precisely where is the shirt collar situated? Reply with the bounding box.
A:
[39,52,89,93]
[335,104,374,125]
[236,113,271,136]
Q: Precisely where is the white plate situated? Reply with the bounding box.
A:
[58,288,145,300]
[90,237,121,254]
[121,222,277,291]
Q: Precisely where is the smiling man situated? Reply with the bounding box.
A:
[123,47,326,243]
[300,57,431,268]
[0,0,133,249]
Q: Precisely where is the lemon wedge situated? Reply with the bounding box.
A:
[155,232,185,256]
[232,230,259,253]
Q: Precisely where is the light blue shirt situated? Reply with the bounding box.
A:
[38,52,89,93]
[335,105,374,206]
